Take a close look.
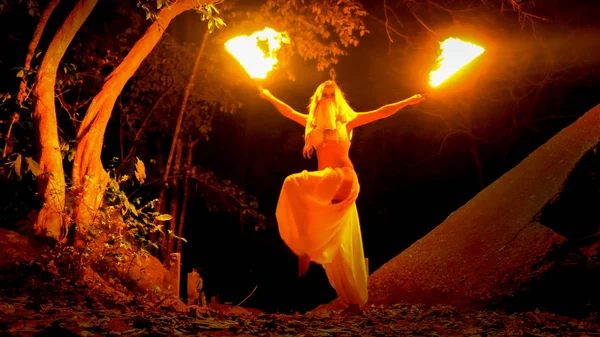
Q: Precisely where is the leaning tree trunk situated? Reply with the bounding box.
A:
[18,0,61,107]
[32,0,98,240]
[71,0,213,232]
[4,0,61,159]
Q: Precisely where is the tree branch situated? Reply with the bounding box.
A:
[403,0,437,36]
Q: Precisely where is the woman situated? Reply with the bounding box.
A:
[259,80,424,313]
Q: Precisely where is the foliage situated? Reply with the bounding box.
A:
[81,157,179,268]
[221,0,368,79]
[136,0,173,21]
[191,167,266,230]
[0,0,40,17]
[196,3,226,33]
[262,0,368,74]
[137,0,225,33]
[2,153,41,179]
[0,152,176,271]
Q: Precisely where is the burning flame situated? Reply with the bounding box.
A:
[429,37,485,88]
[225,27,289,79]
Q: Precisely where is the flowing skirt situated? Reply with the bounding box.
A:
[276,167,368,306]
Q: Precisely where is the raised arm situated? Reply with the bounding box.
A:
[347,94,424,129]
[259,86,307,127]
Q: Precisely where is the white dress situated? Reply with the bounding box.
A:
[275,125,368,306]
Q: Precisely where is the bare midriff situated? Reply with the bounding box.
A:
[315,141,353,171]
[315,140,354,202]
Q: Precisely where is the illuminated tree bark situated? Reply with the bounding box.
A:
[71,0,214,231]
[3,0,61,159]
[32,0,98,240]
[17,0,61,107]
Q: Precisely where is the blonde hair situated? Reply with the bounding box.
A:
[303,80,357,158]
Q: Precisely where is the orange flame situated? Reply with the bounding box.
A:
[225,27,289,79]
[429,37,485,88]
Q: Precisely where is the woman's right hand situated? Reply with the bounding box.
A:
[406,94,425,105]
[258,86,271,100]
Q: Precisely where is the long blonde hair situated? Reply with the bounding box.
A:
[303,80,357,158]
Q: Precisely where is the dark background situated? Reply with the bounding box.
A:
[183,1,600,313]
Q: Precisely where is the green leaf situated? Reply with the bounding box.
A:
[156,214,173,221]
[14,154,22,179]
[134,158,146,184]
[25,157,42,176]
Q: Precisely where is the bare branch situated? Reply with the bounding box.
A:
[403,0,437,36]
[125,82,175,161]
[506,0,550,25]
[383,0,394,44]
[367,13,411,45]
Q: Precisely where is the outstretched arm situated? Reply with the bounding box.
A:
[259,86,307,127]
[347,94,424,129]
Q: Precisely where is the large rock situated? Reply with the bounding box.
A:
[92,248,178,297]
[317,104,600,312]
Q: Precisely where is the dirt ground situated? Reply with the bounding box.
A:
[1,267,599,337]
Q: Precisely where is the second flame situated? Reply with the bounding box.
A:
[429,37,485,88]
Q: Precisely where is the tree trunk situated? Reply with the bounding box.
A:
[4,0,60,159]
[71,0,211,231]
[177,139,197,254]
[166,140,183,256]
[17,0,61,106]
[32,0,98,240]
[162,29,209,184]
[150,139,165,257]
[157,185,168,260]
[158,28,209,258]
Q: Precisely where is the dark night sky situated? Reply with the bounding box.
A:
[1,0,599,314]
